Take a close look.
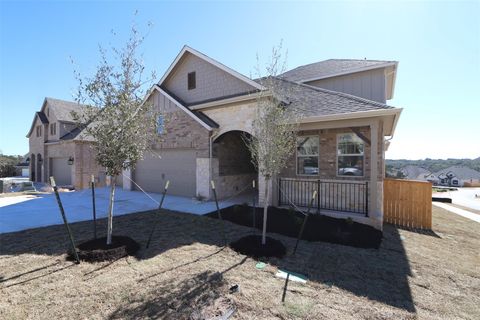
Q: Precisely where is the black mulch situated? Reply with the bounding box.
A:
[207,205,382,249]
[229,235,286,258]
[70,236,140,262]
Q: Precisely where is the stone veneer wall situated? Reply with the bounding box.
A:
[73,142,107,189]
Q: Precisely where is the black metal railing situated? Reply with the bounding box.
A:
[278,178,369,216]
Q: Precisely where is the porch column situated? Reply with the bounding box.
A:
[369,119,382,230]
[196,157,217,200]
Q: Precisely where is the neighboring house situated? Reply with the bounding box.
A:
[423,173,439,185]
[15,154,30,177]
[26,98,107,189]
[120,46,402,230]
[400,165,430,181]
[434,166,480,187]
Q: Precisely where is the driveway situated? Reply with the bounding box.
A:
[0,187,252,234]
[433,187,480,210]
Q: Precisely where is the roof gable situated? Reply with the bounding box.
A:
[159,46,262,105]
[26,112,49,137]
[41,97,86,123]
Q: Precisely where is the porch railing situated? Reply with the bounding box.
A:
[278,178,369,216]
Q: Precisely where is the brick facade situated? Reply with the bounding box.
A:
[280,126,384,181]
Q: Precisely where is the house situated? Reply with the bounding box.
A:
[400,165,430,181]
[121,46,402,230]
[435,166,480,187]
[15,154,30,177]
[26,98,107,189]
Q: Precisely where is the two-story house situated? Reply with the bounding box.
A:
[26,98,106,189]
[120,46,402,230]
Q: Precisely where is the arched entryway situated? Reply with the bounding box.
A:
[30,154,36,182]
[36,153,42,182]
[212,130,257,199]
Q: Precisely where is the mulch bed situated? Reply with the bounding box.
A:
[207,205,382,249]
[71,235,140,262]
[229,235,286,258]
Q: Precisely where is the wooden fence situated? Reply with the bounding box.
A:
[383,178,432,229]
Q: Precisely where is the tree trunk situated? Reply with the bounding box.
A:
[106,175,116,245]
[262,177,270,245]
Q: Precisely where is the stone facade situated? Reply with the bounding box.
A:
[149,90,210,157]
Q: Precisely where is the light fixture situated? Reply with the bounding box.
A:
[68,157,74,165]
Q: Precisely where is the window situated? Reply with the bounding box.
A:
[157,115,164,134]
[187,71,196,90]
[36,125,42,137]
[337,133,364,176]
[50,123,56,136]
[297,136,319,175]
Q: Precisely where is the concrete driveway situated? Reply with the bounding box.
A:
[0,187,251,234]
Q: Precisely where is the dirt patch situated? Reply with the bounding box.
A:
[73,236,140,262]
[229,235,286,258]
[1,207,479,319]
[207,205,382,248]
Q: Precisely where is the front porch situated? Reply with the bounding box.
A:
[269,117,385,230]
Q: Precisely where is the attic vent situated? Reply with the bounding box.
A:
[188,71,196,90]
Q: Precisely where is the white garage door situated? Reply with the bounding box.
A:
[51,158,72,186]
[133,150,197,197]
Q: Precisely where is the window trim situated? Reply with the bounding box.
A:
[296,135,320,176]
[50,123,56,136]
[156,115,164,135]
[187,71,196,90]
[336,133,365,178]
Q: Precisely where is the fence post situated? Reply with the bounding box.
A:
[252,180,256,233]
[211,180,227,245]
[293,190,317,255]
[317,180,321,212]
[146,180,170,248]
[91,175,97,239]
[278,178,282,206]
[50,177,80,264]
[365,182,369,217]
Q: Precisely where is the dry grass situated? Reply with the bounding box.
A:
[0,206,479,319]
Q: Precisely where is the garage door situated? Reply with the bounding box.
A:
[51,158,72,186]
[133,150,197,197]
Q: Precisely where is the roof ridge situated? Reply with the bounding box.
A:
[273,76,396,109]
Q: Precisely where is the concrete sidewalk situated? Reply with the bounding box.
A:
[433,202,480,223]
[0,187,252,234]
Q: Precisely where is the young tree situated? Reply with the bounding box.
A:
[246,44,301,245]
[73,25,160,245]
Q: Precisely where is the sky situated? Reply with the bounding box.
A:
[0,0,479,160]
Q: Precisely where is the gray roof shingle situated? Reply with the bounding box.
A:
[258,77,396,118]
[280,59,396,82]
[45,97,87,122]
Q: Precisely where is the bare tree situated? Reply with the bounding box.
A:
[246,43,301,245]
[73,24,160,245]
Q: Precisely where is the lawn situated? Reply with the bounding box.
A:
[0,206,479,319]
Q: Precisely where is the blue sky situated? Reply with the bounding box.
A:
[1,0,479,160]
